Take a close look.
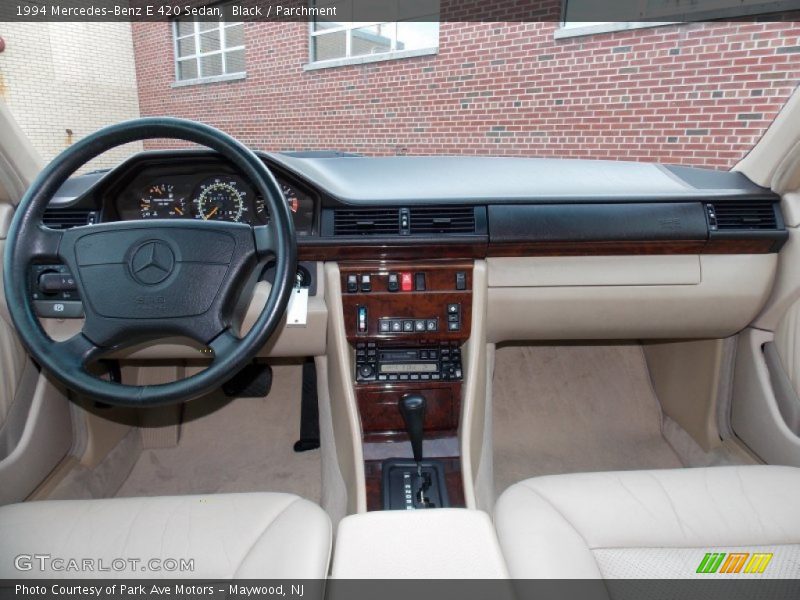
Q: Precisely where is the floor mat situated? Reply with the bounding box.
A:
[493,344,682,496]
[116,363,321,502]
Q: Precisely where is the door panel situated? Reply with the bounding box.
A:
[0,236,73,505]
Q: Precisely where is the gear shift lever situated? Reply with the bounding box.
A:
[399,394,426,472]
[382,393,448,510]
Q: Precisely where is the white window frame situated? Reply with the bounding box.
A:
[555,21,677,40]
[172,18,246,86]
[556,0,797,39]
[306,7,439,70]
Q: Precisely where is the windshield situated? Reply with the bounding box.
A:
[1,1,798,171]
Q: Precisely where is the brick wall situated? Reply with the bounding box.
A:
[133,17,800,169]
[0,22,142,169]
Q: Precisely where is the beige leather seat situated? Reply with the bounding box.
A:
[0,493,331,579]
[494,466,800,579]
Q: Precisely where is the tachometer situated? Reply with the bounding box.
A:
[139,183,187,219]
[282,184,300,213]
[254,183,302,225]
[194,177,248,222]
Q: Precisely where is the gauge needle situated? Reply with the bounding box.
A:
[206,206,219,219]
[174,206,183,215]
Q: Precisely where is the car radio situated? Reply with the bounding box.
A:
[355,343,463,383]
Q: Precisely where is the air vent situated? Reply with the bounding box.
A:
[707,201,777,231]
[409,206,476,235]
[42,208,97,230]
[333,208,400,236]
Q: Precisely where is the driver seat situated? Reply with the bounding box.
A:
[0,492,331,578]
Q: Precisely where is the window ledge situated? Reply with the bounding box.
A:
[554,22,678,40]
[171,72,247,88]
[304,47,438,71]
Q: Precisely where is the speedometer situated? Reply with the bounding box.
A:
[194,177,248,222]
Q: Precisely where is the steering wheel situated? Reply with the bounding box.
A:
[3,118,297,407]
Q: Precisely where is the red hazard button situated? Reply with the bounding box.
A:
[400,272,413,292]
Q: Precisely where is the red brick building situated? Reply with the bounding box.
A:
[132,11,800,169]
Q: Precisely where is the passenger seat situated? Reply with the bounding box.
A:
[494,466,800,578]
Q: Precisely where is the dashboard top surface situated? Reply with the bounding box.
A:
[51,150,775,209]
[266,153,773,204]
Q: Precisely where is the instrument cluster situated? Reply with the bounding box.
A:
[115,172,316,236]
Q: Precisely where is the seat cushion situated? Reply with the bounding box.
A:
[494,466,800,579]
[0,493,331,579]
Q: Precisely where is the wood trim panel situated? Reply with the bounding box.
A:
[486,240,707,257]
[340,262,472,344]
[702,238,777,254]
[357,381,461,435]
[298,243,486,261]
[365,458,466,511]
[299,237,775,260]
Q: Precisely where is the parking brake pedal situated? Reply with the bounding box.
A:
[222,363,272,397]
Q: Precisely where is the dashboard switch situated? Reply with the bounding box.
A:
[414,272,426,291]
[400,208,410,235]
[346,275,358,293]
[38,272,77,294]
[357,306,368,333]
[400,272,413,292]
[456,271,467,290]
[34,300,83,319]
[360,274,372,292]
[387,273,399,292]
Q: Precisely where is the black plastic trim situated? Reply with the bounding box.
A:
[488,203,709,243]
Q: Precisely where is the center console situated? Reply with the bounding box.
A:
[340,262,472,510]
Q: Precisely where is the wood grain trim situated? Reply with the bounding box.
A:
[298,243,486,261]
[365,458,466,511]
[702,238,777,254]
[357,382,461,434]
[299,237,775,260]
[340,263,473,344]
[486,240,707,257]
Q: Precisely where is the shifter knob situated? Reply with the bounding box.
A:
[399,394,426,465]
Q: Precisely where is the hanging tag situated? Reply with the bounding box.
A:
[286,275,308,327]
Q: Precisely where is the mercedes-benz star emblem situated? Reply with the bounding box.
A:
[130,241,175,285]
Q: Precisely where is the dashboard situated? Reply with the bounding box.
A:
[46,150,786,261]
[36,148,789,355]
[111,162,316,236]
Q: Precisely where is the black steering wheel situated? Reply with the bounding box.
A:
[3,118,297,407]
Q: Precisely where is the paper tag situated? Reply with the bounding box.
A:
[286,286,309,327]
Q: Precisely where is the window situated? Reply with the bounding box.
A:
[309,0,439,67]
[558,0,798,38]
[173,17,245,84]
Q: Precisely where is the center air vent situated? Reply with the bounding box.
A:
[706,201,777,230]
[42,208,98,230]
[409,206,476,235]
[333,208,400,236]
